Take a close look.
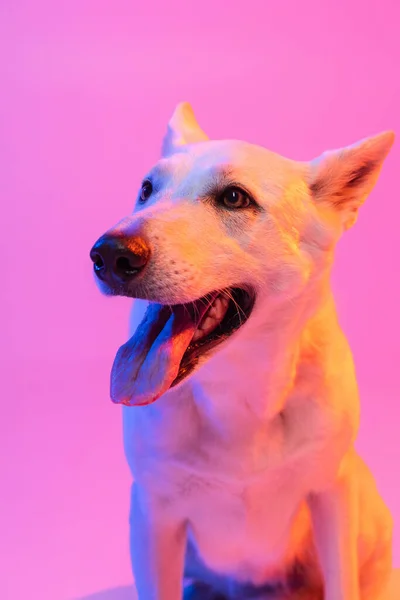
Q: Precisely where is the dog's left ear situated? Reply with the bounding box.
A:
[309,131,395,229]
[161,102,208,157]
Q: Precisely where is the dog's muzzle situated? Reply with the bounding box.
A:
[89,233,150,285]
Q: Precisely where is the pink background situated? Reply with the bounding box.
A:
[0,1,399,599]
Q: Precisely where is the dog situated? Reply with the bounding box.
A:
[90,103,395,600]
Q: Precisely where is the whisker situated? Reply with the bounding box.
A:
[192,301,201,322]
[182,303,191,320]
[221,288,246,327]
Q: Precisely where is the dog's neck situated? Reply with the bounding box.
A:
[191,275,339,420]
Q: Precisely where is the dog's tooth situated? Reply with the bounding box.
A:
[192,316,217,342]
[191,294,230,344]
[192,329,204,342]
[209,297,220,315]
[208,305,218,318]
[201,315,217,333]
[212,296,228,320]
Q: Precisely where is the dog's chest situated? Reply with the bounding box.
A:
[123,375,330,483]
[123,383,336,581]
[124,386,287,480]
[182,463,312,582]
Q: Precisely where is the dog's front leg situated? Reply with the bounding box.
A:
[308,453,359,600]
[130,483,186,600]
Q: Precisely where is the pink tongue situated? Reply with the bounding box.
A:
[110,301,206,406]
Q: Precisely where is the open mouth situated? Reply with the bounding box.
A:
[173,287,255,387]
[110,287,255,406]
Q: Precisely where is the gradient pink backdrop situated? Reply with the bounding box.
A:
[0,1,399,599]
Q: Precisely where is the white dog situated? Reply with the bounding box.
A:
[90,103,395,600]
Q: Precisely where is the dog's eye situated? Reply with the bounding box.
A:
[219,187,252,209]
[139,180,153,203]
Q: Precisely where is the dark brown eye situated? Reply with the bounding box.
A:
[219,187,252,209]
[140,180,153,203]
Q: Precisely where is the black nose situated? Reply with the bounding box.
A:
[90,234,150,283]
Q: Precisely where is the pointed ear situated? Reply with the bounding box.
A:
[308,131,395,229]
[161,102,208,157]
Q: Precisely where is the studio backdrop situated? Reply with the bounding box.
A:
[0,1,399,599]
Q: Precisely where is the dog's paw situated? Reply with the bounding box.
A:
[183,581,227,600]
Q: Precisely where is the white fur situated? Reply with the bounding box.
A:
[102,103,395,599]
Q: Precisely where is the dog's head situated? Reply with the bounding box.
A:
[90,103,394,405]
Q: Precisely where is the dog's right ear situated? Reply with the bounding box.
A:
[309,131,395,230]
[161,102,208,157]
